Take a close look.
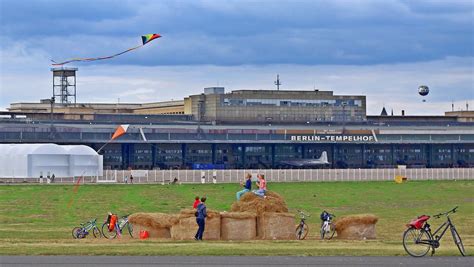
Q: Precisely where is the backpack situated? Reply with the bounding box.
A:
[320,211,329,221]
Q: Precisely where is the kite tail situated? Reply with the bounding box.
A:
[51,45,144,66]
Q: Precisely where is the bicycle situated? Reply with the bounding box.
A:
[295,210,310,240]
[403,206,465,257]
[320,211,336,240]
[72,218,101,239]
[102,214,134,239]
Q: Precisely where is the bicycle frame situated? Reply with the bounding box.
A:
[418,216,454,247]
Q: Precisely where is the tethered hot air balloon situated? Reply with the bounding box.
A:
[418,85,429,96]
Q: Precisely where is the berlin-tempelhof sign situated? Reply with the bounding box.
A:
[290,135,377,142]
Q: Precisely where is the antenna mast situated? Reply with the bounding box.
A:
[274,74,281,90]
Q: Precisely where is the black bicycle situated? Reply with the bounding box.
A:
[403,206,465,257]
[295,210,310,240]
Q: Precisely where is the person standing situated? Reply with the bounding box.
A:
[253,174,267,198]
[236,173,252,200]
[130,174,134,184]
[195,197,207,241]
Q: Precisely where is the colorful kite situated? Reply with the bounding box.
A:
[51,34,161,66]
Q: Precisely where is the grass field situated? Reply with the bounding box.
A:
[0,180,473,256]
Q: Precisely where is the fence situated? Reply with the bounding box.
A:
[1,168,472,184]
[101,168,474,184]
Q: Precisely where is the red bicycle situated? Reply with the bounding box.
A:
[403,206,465,257]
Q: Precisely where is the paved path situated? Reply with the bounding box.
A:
[1,256,472,267]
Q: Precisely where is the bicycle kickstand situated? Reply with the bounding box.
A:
[431,247,436,257]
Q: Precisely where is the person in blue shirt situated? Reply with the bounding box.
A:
[194,197,207,241]
[236,173,252,200]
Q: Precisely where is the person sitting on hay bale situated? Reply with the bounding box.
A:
[236,173,252,200]
[252,174,267,198]
[195,196,207,241]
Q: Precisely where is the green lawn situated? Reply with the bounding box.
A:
[0,180,473,256]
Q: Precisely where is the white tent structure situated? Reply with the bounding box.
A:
[0,144,103,178]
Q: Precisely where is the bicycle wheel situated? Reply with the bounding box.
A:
[126,223,134,238]
[295,223,309,240]
[450,226,466,256]
[72,227,82,239]
[101,222,117,239]
[92,226,101,238]
[403,227,432,257]
[326,223,336,240]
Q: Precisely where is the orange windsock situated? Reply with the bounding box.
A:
[111,124,129,140]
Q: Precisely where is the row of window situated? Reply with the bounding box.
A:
[222,98,363,107]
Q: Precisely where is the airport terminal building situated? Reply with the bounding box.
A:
[1,88,473,170]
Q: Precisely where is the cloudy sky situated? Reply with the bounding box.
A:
[0,0,473,115]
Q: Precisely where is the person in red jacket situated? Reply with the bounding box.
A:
[193,196,200,209]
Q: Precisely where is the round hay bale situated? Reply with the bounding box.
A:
[335,214,379,240]
[220,212,257,240]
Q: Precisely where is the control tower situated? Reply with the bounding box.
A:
[51,68,77,104]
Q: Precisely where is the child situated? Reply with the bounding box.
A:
[193,196,200,209]
[253,174,267,198]
[236,173,252,200]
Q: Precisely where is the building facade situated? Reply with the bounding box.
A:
[186,89,366,123]
[2,89,473,170]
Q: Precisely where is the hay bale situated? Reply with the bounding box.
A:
[220,212,257,240]
[128,213,178,239]
[335,214,379,240]
[129,213,178,228]
[258,212,295,240]
[230,191,288,214]
[132,224,171,239]
[179,208,220,219]
[170,209,221,240]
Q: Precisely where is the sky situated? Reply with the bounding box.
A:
[0,0,473,115]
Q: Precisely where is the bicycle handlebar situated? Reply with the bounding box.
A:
[296,210,310,217]
[433,206,458,218]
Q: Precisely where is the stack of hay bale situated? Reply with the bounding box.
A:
[230,191,294,240]
[128,191,295,240]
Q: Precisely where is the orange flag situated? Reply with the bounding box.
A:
[111,124,129,140]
